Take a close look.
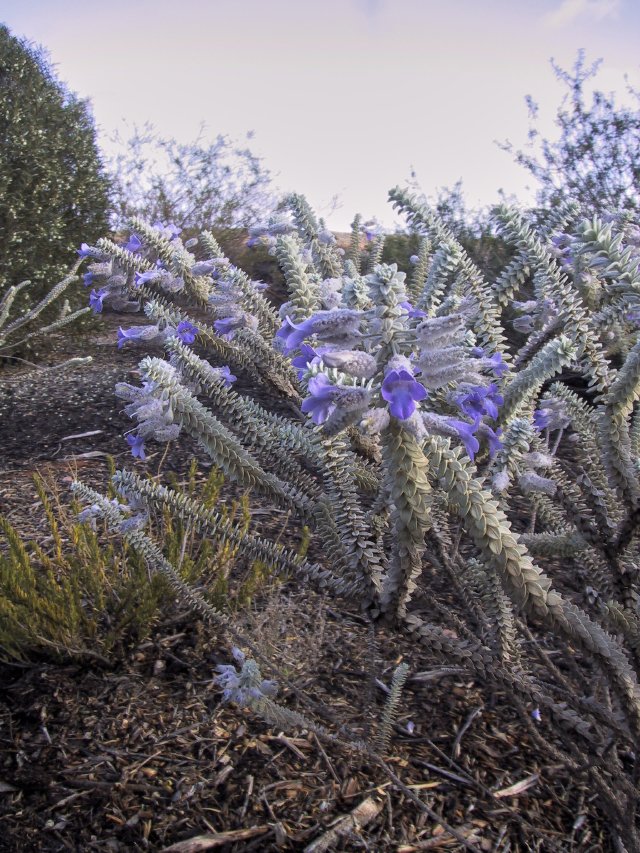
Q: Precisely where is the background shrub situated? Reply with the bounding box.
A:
[0,25,111,329]
[106,123,275,233]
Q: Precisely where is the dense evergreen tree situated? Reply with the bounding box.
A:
[0,25,110,307]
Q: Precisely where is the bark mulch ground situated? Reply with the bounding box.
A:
[0,318,616,851]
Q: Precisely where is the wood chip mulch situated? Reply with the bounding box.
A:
[0,587,611,852]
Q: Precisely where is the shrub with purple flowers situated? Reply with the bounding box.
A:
[69,192,640,851]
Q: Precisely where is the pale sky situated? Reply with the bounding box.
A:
[2,0,639,230]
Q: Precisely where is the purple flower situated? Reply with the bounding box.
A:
[214,316,242,339]
[445,418,480,461]
[276,316,317,353]
[89,287,109,313]
[291,343,320,378]
[398,301,427,319]
[533,408,552,431]
[455,384,503,423]
[126,433,146,460]
[485,352,508,378]
[123,234,142,253]
[82,272,94,287]
[275,309,361,354]
[363,221,384,241]
[301,373,337,425]
[381,366,428,420]
[472,347,508,378]
[134,269,161,288]
[117,325,162,349]
[318,229,335,245]
[217,366,237,387]
[118,327,138,348]
[215,664,242,702]
[176,320,199,344]
[152,221,181,240]
[77,243,94,258]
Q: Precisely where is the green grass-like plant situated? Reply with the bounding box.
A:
[0,462,278,663]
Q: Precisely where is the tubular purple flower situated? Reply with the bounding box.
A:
[126,433,146,460]
[444,418,480,461]
[534,400,570,432]
[117,324,163,349]
[77,242,104,259]
[176,320,199,345]
[291,344,320,378]
[276,316,315,353]
[82,272,94,287]
[152,221,181,240]
[398,300,426,319]
[89,287,109,313]
[455,384,503,423]
[471,347,508,378]
[123,234,142,253]
[214,317,238,339]
[215,657,278,706]
[214,313,257,340]
[300,373,370,426]
[276,309,362,354]
[301,374,337,425]
[381,358,427,420]
[533,409,551,431]
[363,220,384,241]
[134,269,161,288]
[191,260,219,276]
[318,229,336,245]
[216,366,237,386]
[484,351,508,378]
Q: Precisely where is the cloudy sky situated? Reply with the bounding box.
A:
[2,0,639,230]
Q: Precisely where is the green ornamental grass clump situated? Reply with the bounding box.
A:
[0,462,279,662]
[72,189,640,848]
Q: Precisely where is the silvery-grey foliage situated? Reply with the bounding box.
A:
[0,262,92,368]
[73,190,640,849]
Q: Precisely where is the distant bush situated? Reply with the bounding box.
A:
[0,25,110,322]
[106,124,275,233]
[502,50,640,217]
